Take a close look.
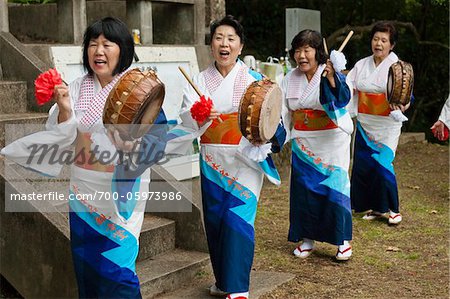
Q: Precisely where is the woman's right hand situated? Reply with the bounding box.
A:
[197,108,220,127]
[54,84,72,123]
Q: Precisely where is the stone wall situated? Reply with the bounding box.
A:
[7,0,215,45]
[205,0,226,25]
[204,0,226,43]
[8,3,58,42]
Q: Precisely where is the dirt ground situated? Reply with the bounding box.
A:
[1,141,447,299]
[255,141,449,299]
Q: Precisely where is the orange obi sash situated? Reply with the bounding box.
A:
[74,132,115,172]
[358,91,391,116]
[200,112,242,145]
[292,109,338,131]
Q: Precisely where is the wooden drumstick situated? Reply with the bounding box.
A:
[322,30,354,77]
[337,30,354,52]
[323,37,329,56]
[178,66,222,123]
[178,66,203,97]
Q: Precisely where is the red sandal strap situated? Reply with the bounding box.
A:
[338,246,352,254]
[296,245,313,253]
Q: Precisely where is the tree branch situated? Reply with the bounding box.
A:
[325,21,450,51]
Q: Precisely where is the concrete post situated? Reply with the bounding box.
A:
[0,0,9,32]
[205,0,225,25]
[57,0,87,44]
[194,0,205,45]
[286,8,321,50]
[126,2,153,45]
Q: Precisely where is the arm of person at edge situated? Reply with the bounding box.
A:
[431,95,450,140]
[110,109,169,179]
[431,120,447,140]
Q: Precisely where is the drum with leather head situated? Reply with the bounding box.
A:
[103,68,165,140]
[238,79,282,145]
[387,60,414,106]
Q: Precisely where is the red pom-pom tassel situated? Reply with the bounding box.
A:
[34,68,63,106]
[190,95,213,123]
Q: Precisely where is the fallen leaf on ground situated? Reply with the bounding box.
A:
[408,185,421,190]
[386,246,401,252]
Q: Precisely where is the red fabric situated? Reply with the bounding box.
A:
[34,68,62,106]
[190,95,213,123]
[432,125,449,141]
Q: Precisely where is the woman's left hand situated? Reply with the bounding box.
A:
[389,102,410,113]
[107,128,140,153]
[324,59,336,88]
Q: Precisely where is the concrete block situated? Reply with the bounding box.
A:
[399,132,426,145]
[1,0,8,33]
[86,0,126,26]
[0,158,77,299]
[0,32,52,113]
[158,270,296,299]
[0,81,27,114]
[127,1,153,45]
[9,3,58,42]
[152,2,195,44]
[286,8,321,49]
[0,113,48,147]
[57,0,87,44]
[24,44,53,67]
[137,248,210,298]
[137,215,176,261]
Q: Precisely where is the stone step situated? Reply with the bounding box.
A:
[0,113,48,147]
[2,161,176,261]
[399,132,426,145]
[138,249,210,299]
[157,270,296,299]
[138,214,176,261]
[0,81,28,114]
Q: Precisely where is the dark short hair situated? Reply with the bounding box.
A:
[209,15,245,44]
[82,17,134,76]
[370,21,398,46]
[289,29,327,65]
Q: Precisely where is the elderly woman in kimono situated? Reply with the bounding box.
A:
[346,21,410,225]
[1,17,167,298]
[166,15,285,299]
[281,29,353,261]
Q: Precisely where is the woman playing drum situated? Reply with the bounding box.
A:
[282,29,354,261]
[347,21,411,225]
[166,15,285,299]
[1,17,167,298]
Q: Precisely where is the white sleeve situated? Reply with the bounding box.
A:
[345,66,358,118]
[438,95,450,128]
[179,74,203,130]
[280,74,291,142]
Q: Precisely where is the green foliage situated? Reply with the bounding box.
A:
[8,0,55,4]
[226,0,449,138]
